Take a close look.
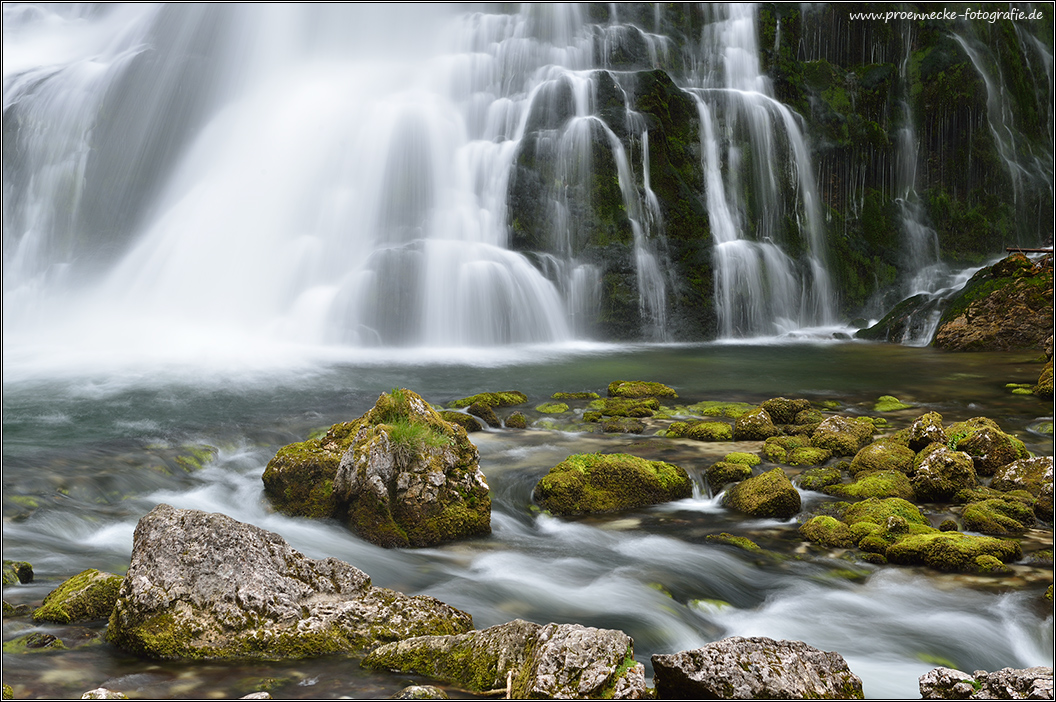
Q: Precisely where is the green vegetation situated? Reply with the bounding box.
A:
[534,453,692,515]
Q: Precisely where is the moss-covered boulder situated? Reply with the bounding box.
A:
[106,504,472,660]
[763,435,809,463]
[934,253,1053,352]
[850,441,915,475]
[363,619,648,699]
[504,412,528,429]
[332,389,491,548]
[796,465,843,491]
[669,420,733,441]
[535,402,569,414]
[723,452,761,467]
[32,569,123,624]
[447,391,527,409]
[600,418,646,434]
[733,407,778,440]
[874,395,914,412]
[799,516,855,548]
[552,391,600,400]
[946,419,1029,475]
[439,411,483,433]
[2,560,33,587]
[760,397,812,424]
[810,416,875,456]
[912,447,977,502]
[786,447,832,466]
[991,456,1054,521]
[264,390,490,549]
[824,471,914,501]
[961,499,1035,535]
[722,468,801,519]
[907,412,947,451]
[607,380,677,399]
[842,497,930,528]
[1034,359,1054,399]
[261,422,358,519]
[885,532,1022,572]
[466,401,500,428]
[533,453,691,515]
[588,397,661,418]
[706,461,752,490]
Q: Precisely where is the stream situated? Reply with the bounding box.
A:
[2,340,1053,699]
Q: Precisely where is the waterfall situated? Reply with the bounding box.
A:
[688,4,834,337]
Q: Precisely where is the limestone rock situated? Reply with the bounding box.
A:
[912,447,977,502]
[920,665,1054,699]
[533,453,691,515]
[106,504,472,659]
[722,468,801,519]
[33,568,123,623]
[651,636,864,699]
[810,416,874,456]
[934,253,1053,352]
[364,619,648,699]
[907,412,947,451]
[733,407,778,440]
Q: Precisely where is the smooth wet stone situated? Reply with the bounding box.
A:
[652,636,864,699]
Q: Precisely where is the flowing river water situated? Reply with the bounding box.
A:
[2,341,1053,699]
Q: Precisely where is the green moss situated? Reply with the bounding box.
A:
[588,397,661,418]
[2,683,11,699]
[787,447,832,466]
[824,471,914,501]
[533,453,692,515]
[763,435,810,463]
[797,465,842,491]
[874,395,914,412]
[552,392,600,400]
[535,402,569,414]
[439,411,483,433]
[681,401,755,418]
[842,497,928,527]
[799,516,854,548]
[2,560,33,586]
[173,444,218,472]
[607,380,678,399]
[961,499,1035,535]
[886,532,1022,572]
[504,412,528,429]
[723,452,761,467]
[33,569,123,624]
[706,461,752,489]
[722,468,801,519]
[3,632,67,654]
[850,441,915,476]
[447,391,527,409]
[682,421,733,442]
[705,533,762,553]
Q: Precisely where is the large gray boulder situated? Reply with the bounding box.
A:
[651,636,864,699]
[919,665,1054,699]
[106,504,472,659]
[363,619,648,699]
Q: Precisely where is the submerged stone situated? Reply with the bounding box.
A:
[33,568,123,624]
[874,395,913,412]
[652,636,864,699]
[106,504,472,660]
[533,453,691,515]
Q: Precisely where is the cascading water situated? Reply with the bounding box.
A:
[685,4,835,337]
[3,3,844,351]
